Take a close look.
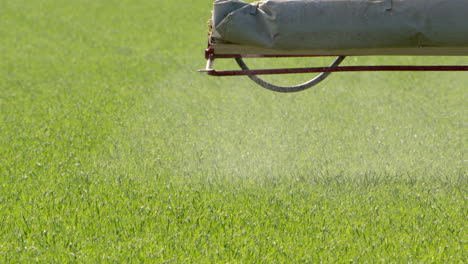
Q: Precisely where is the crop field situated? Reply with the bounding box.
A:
[0,0,466,262]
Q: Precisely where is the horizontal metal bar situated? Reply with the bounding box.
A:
[208,43,468,56]
[212,54,339,59]
[204,65,468,76]
[205,46,340,59]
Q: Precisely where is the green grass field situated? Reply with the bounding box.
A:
[0,0,466,262]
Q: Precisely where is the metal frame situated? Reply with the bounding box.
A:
[199,44,468,93]
[201,46,468,76]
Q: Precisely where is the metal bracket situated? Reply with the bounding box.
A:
[198,54,215,74]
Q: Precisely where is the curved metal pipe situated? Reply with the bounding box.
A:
[235,56,346,93]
